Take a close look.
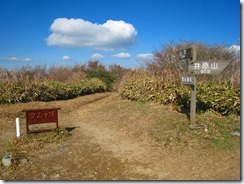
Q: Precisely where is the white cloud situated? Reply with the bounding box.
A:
[23,58,31,61]
[135,53,154,61]
[9,56,18,61]
[46,18,137,50]
[228,45,240,52]
[112,52,131,59]
[62,55,71,60]
[90,53,104,60]
[228,45,240,58]
[8,56,31,62]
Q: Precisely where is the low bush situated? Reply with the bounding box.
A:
[86,70,117,91]
[119,74,240,116]
[197,81,240,115]
[0,78,107,103]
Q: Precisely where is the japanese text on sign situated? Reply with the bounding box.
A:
[193,62,218,74]
[177,47,192,60]
[28,110,56,123]
[181,75,195,85]
[22,108,61,133]
[182,76,193,83]
[188,60,231,75]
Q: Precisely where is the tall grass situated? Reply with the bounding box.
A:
[0,60,133,103]
[0,63,108,103]
[119,70,240,116]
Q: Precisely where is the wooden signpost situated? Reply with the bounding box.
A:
[177,46,196,124]
[177,46,231,125]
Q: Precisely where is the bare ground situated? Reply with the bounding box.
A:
[0,92,240,180]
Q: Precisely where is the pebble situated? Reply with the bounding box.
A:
[2,155,12,167]
[51,173,60,179]
[230,132,240,137]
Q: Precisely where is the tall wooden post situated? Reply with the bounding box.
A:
[190,46,196,124]
[190,76,196,124]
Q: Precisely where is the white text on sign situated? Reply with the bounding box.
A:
[188,60,230,75]
[194,62,218,74]
[181,75,195,85]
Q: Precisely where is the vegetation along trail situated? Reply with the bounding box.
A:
[0,92,240,180]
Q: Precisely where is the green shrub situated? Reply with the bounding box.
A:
[36,78,107,102]
[36,81,66,101]
[197,82,240,115]
[119,75,240,116]
[0,78,107,103]
[86,70,117,91]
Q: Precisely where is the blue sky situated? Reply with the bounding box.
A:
[0,0,240,69]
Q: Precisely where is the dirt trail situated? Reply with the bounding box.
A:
[0,92,240,180]
[63,93,240,180]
